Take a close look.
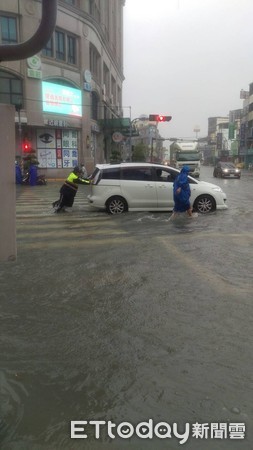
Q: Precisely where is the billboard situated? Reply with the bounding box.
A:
[42,81,82,116]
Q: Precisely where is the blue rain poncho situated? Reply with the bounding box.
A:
[173,165,191,212]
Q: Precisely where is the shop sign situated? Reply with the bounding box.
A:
[27,68,42,79]
[37,128,79,169]
[44,119,69,127]
[112,132,123,143]
[27,55,41,69]
[42,81,82,117]
[84,70,92,83]
[84,82,92,91]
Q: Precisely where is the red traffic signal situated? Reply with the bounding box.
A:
[149,114,172,122]
[23,141,31,153]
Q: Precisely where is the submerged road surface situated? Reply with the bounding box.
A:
[1,166,252,449]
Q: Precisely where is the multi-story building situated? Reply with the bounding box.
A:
[0,0,125,177]
[244,83,253,166]
[206,87,253,167]
[207,116,229,162]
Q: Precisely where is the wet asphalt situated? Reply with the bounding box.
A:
[1,166,253,450]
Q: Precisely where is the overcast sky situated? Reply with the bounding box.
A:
[122,0,253,143]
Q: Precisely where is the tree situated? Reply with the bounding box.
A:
[110,147,121,164]
[22,148,39,172]
[132,143,148,162]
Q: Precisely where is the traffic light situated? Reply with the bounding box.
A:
[149,114,172,122]
[23,141,31,153]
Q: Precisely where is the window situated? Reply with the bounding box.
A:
[55,31,65,61]
[42,30,77,65]
[101,168,121,180]
[90,44,101,82]
[91,91,99,120]
[89,0,101,23]
[155,168,174,182]
[43,37,53,57]
[103,63,110,95]
[67,36,76,64]
[0,71,23,107]
[122,167,152,181]
[111,76,116,103]
[0,16,17,44]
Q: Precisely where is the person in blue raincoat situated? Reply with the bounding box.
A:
[29,163,38,186]
[172,165,192,217]
[15,161,22,184]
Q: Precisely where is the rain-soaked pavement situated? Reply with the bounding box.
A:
[1,166,253,450]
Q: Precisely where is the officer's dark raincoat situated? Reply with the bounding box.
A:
[55,170,90,211]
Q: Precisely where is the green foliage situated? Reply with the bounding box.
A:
[132,143,148,162]
[110,147,122,164]
[23,149,39,172]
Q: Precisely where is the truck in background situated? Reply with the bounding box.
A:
[169,141,201,178]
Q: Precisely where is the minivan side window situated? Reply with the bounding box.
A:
[122,167,152,181]
[101,168,121,179]
[155,168,175,182]
[154,167,178,183]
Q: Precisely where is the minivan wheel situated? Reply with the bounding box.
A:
[106,196,128,214]
[193,194,216,214]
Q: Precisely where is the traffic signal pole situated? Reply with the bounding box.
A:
[149,115,172,162]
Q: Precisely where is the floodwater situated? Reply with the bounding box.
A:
[1,167,253,450]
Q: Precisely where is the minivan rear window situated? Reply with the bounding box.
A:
[90,167,101,185]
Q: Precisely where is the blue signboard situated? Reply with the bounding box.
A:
[42,81,82,117]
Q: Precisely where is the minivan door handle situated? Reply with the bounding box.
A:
[145,184,154,188]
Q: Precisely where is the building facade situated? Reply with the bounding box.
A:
[0,0,125,177]
[206,86,253,168]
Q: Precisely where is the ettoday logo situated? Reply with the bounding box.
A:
[71,420,190,443]
[71,420,246,443]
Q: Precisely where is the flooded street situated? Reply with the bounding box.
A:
[1,167,253,449]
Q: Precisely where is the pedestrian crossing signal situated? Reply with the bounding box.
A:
[149,114,172,122]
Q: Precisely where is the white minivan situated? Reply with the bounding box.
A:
[88,163,227,215]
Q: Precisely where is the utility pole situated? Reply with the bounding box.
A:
[0,0,57,262]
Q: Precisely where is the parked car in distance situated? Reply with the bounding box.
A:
[88,163,228,215]
[213,161,241,178]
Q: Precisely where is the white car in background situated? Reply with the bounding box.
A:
[88,163,228,215]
